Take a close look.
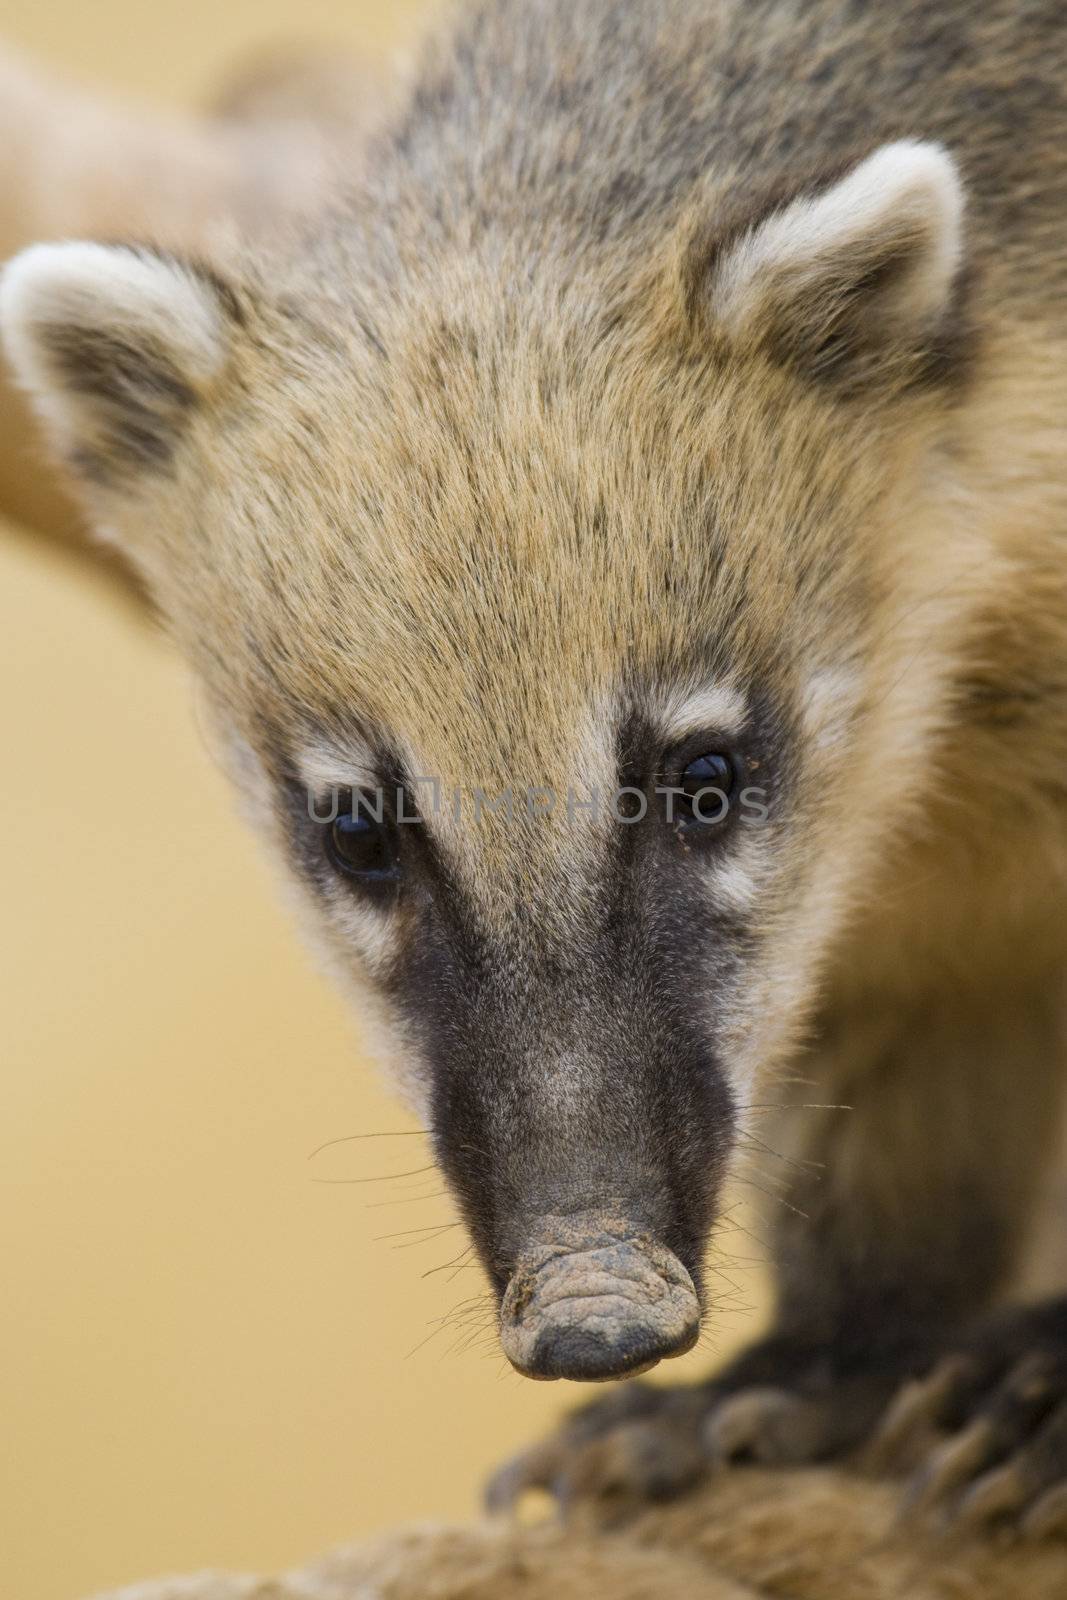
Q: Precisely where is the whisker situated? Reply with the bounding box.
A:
[312,1170,438,1188]
[308,1129,428,1160]
[738,1131,824,1174]
[422,1245,475,1279]
[365,1190,448,1208]
[307,1163,437,1185]
[422,1294,490,1326]
[731,1176,811,1219]
[713,1216,774,1255]
[732,1153,791,1190]
[376,1221,461,1243]
[741,1102,852,1112]
[393,1230,463,1250]
[406,1290,495,1359]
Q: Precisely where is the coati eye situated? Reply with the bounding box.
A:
[327,795,400,886]
[676,752,738,826]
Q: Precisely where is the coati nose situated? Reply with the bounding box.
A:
[522,1316,698,1382]
[498,1214,700,1382]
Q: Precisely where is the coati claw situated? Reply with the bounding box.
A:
[703,1387,845,1466]
[871,1299,1067,1536]
[484,1438,568,1515]
[485,1380,712,1522]
[861,1356,976,1475]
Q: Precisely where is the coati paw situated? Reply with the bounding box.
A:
[485,1380,714,1524]
[696,1332,915,1470]
[865,1297,1067,1538]
[485,1332,910,1523]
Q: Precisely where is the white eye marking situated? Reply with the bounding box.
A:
[296,738,405,964]
[329,896,400,978]
[700,832,762,915]
[655,680,749,745]
[297,734,381,798]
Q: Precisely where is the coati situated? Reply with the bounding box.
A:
[3,0,1067,1535]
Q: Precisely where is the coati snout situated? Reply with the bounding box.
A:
[390,777,739,1380]
[428,982,731,1382]
[498,1217,700,1382]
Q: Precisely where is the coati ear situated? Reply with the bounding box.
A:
[0,242,237,489]
[697,141,966,390]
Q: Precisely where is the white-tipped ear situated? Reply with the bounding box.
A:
[0,242,235,487]
[704,141,966,388]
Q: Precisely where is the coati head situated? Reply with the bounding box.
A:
[1,140,981,1380]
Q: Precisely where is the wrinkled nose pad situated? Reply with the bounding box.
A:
[499,1222,700,1382]
[528,1317,697,1381]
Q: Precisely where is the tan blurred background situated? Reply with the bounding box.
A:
[0,7,763,1599]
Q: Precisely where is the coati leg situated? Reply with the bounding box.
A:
[488,978,1067,1530]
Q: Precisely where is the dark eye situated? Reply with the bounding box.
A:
[327,795,400,886]
[675,751,738,827]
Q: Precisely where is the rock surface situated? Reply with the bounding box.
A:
[90,1465,1067,1600]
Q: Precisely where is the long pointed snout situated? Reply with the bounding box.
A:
[421,915,733,1384]
[499,1212,700,1381]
